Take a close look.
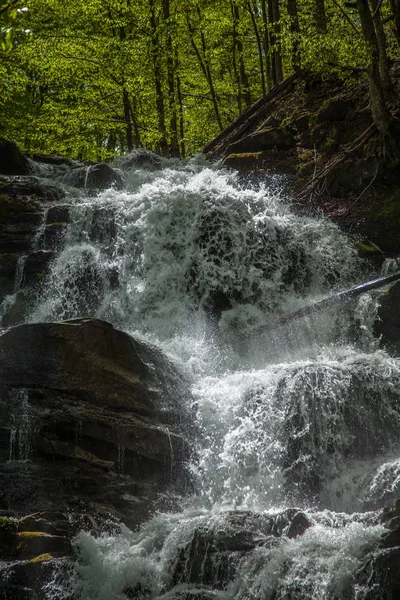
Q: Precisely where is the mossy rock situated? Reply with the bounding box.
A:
[0,517,18,559]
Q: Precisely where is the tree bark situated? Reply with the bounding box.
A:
[390,0,400,47]
[268,0,284,84]
[186,13,224,131]
[246,1,267,96]
[287,0,301,71]
[231,2,252,110]
[314,0,327,32]
[370,0,391,93]
[149,0,168,155]
[261,0,273,89]
[122,88,133,152]
[356,0,389,134]
[162,0,180,157]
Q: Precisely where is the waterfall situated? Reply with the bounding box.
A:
[20,156,400,598]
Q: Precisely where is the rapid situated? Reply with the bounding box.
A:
[16,156,400,598]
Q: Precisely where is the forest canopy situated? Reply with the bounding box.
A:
[0,0,398,160]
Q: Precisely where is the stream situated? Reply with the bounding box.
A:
[8,155,400,599]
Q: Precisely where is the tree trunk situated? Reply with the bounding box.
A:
[186,13,223,131]
[232,2,252,109]
[370,0,391,93]
[287,0,301,71]
[314,0,327,32]
[149,0,168,155]
[268,0,284,84]
[246,1,267,96]
[162,0,180,157]
[390,0,400,47]
[122,88,133,152]
[261,0,273,89]
[356,0,389,134]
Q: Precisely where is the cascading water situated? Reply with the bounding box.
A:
[21,156,400,598]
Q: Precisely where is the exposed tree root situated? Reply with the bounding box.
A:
[296,123,377,201]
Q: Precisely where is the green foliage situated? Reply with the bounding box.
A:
[0,0,395,158]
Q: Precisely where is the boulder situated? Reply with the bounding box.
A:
[0,318,193,529]
[61,163,124,191]
[374,281,400,354]
[170,510,311,591]
[0,139,31,175]
[118,149,162,171]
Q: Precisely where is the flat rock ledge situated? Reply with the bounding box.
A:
[0,318,194,598]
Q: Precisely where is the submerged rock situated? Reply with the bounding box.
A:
[118,148,162,171]
[170,510,311,591]
[61,163,124,191]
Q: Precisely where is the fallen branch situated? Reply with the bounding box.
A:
[250,271,400,337]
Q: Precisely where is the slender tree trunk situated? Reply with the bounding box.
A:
[149,0,168,155]
[287,0,301,71]
[129,97,142,148]
[314,0,327,32]
[260,0,273,89]
[356,0,389,134]
[268,0,284,84]
[176,69,185,158]
[246,1,267,95]
[370,0,391,93]
[390,0,400,47]
[186,14,224,131]
[231,2,252,109]
[231,1,242,113]
[162,0,180,157]
[122,88,133,151]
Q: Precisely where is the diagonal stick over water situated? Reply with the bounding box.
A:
[273,271,400,329]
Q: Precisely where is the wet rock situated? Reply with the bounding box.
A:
[0,318,193,528]
[226,127,295,155]
[356,499,400,599]
[86,163,124,190]
[61,163,123,191]
[119,149,162,171]
[374,281,400,355]
[0,177,65,311]
[0,139,31,175]
[45,204,70,225]
[170,510,311,591]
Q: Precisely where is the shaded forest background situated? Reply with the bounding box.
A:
[0,0,399,160]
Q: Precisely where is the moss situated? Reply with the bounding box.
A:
[0,517,17,534]
[28,553,54,563]
[18,531,47,538]
[356,240,385,254]
[0,192,40,219]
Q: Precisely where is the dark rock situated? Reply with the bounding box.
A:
[170,510,311,591]
[0,177,65,202]
[45,205,70,225]
[227,127,295,155]
[374,281,400,355]
[1,291,30,327]
[0,139,31,175]
[61,163,123,191]
[316,99,350,123]
[0,318,193,528]
[119,149,162,171]
[86,163,124,190]
[26,153,76,167]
